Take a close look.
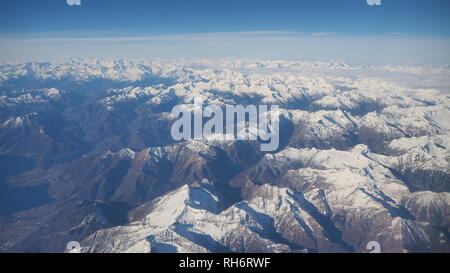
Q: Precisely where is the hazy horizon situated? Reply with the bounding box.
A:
[1,0,449,63]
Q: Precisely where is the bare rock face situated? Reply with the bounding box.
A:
[0,59,449,253]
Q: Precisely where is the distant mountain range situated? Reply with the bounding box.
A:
[0,59,448,253]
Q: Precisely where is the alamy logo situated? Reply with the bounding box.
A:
[367,0,381,6]
[66,0,81,6]
[66,241,81,253]
[366,241,381,253]
[170,99,280,152]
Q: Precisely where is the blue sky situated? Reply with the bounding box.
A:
[1,0,449,62]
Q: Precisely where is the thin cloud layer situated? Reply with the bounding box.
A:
[1,31,449,63]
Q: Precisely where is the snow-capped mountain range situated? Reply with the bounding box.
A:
[0,59,448,253]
